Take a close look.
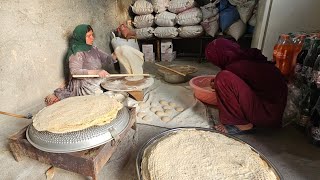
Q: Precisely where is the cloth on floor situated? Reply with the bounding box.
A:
[135,80,214,128]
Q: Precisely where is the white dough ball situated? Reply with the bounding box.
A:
[155,111,166,116]
[175,107,184,112]
[164,109,173,114]
[150,107,159,112]
[142,115,151,121]
[163,105,171,110]
[161,116,171,122]
[168,102,176,107]
[159,100,169,105]
[137,112,146,118]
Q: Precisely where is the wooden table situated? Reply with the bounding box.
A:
[8,108,136,180]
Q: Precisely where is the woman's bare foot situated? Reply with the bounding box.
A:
[44,94,59,106]
[214,123,254,134]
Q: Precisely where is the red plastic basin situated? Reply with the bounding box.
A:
[189,75,217,106]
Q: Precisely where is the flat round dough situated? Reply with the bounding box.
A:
[33,95,123,133]
[168,102,176,107]
[162,105,171,110]
[175,107,184,112]
[137,112,147,118]
[161,116,171,122]
[159,100,168,105]
[125,76,144,81]
[138,102,149,108]
[155,111,166,116]
[164,109,173,114]
[141,130,278,180]
[150,107,159,112]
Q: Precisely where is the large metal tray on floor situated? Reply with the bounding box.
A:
[26,107,130,153]
[136,127,283,180]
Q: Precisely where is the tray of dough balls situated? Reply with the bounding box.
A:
[136,128,282,180]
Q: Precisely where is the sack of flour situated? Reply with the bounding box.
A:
[131,0,153,15]
[176,7,203,26]
[154,27,179,38]
[155,11,177,27]
[168,0,196,14]
[201,14,219,37]
[151,0,169,13]
[133,14,155,28]
[224,19,246,40]
[178,25,204,38]
[136,27,155,39]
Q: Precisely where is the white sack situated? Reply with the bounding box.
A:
[133,14,155,28]
[154,27,179,38]
[168,0,196,14]
[131,0,153,15]
[178,25,204,38]
[176,7,203,26]
[155,11,177,27]
[135,27,154,39]
[225,19,246,40]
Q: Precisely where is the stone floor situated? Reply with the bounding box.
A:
[1,58,320,180]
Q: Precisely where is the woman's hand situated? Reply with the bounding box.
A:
[210,78,215,89]
[111,52,117,61]
[98,70,109,77]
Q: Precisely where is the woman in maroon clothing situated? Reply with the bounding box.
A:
[205,38,288,134]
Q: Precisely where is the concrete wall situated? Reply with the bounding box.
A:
[0,0,132,117]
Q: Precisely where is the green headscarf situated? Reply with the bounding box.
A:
[66,24,92,61]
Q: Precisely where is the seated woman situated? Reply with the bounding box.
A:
[205,38,288,134]
[45,24,117,105]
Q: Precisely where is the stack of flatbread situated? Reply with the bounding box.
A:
[141,130,277,180]
[33,95,123,133]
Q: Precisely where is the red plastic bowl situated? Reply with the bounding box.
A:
[189,75,217,106]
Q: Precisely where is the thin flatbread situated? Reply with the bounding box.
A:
[33,95,123,133]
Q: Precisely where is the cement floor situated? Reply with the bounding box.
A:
[1,58,319,180]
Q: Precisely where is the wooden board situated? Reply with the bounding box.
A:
[8,108,136,180]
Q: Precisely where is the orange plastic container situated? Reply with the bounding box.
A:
[189,75,217,106]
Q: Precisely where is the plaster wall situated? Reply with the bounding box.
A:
[0,0,132,116]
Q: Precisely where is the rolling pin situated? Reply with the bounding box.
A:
[155,63,186,76]
[72,74,151,78]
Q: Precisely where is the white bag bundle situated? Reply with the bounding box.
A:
[168,0,196,14]
[201,14,219,37]
[236,0,256,23]
[178,25,204,38]
[154,27,179,38]
[133,14,155,28]
[131,0,153,15]
[151,0,169,13]
[200,1,219,20]
[155,11,177,27]
[176,7,203,26]
[135,27,155,39]
[225,19,246,40]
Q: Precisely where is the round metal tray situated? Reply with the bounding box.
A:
[136,128,283,180]
[26,107,130,153]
